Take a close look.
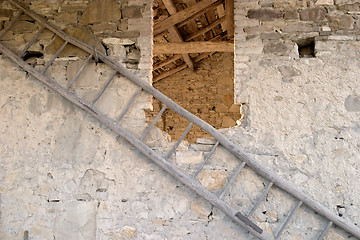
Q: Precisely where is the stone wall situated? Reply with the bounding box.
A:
[232,0,360,238]
[146,52,241,143]
[0,1,258,240]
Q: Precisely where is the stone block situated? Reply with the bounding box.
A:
[315,0,334,5]
[46,26,106,58]
[175,150,204,165]
[300,7,327,21]
[247,8,283,21]
[327,14,354,30]
[0,9,12,21]
[12,21,37,34]
[283,9,299,20]
[263,40,289,54]
[277,65,300,77]
[122,5,143,19]
[260,32,281,40]
[282,22,319,32]
[222,116,236,128]
[197,170,228,190]
[79,0,122,24]
[90,23,117,33]
[54,12,78,23]
[54,201,97,240]
[337,3,360,12]
[344,95,360,112]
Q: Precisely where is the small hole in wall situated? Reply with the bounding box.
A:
[296,38,315,58]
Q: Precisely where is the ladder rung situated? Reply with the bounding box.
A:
[91,71,117,106]
[247,181,274,217]
[218,161,246,199]
[192,141,219,178]
[140,104,167,141]
[165,122,193,160]
[317,221,333,240]
[41,40,68,74]
[18,25,45,58]
[274,200,303,239]
[67,54,92,89]
[115,86,142,123]
[235,212,263,234]
[0,10,23,40]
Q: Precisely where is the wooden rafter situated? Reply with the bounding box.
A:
[153,41,234,54]
[154,63,187,82]
[176,1,223,28]
[184,16,226,41]
[154,0,218,35]
[162,0,194,70]
[153,54,182,70]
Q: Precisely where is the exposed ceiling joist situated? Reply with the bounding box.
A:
[154,0,218,35]
[153,41,234,54]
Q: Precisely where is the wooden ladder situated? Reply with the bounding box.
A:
[0,1,359,239]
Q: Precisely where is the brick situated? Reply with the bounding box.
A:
[300,7,327,21]
[247,8,283,21]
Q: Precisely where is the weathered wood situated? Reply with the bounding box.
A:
[167,26,194,70]
[192,141,219,178]
[247,181,274,217]
[153,54,182,70]
[225,0,234,37]
[115,86,142,123]
[19,25,45,58]
[140,104,167,141]
[176,1,223,28]
[162,0,194,71]
[0,10,23,40]
[154,0,218,35]
[153,63,187,82]
[165,122,193,160]
[235,212,263,234]
[162,0,177,14]
[91,71,117,106]
[4,1,360,239]
[153,41,234,54]
[67,54,92,89]
[317,221,333,240]
[218,161,246,199]
[274,201,302,239]
[184,16,226,41]
[42,41,68,74]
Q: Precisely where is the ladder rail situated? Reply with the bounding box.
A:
[2,1,360,238]
[0,42,273,240]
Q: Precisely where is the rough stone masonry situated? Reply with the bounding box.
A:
[0,0,360,240]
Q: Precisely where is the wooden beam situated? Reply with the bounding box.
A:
[162,0,177,14]
[167,26,194,70]
[225,0,234,37]
[154,0,219,35]
[153,64,187,82]
[161,0,194,70]
[176,1,223,28]
[184,16,226,41]
[153,41,234,54]
[153,54,182,70]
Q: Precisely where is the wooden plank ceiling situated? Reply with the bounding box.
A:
[153,0,234,82]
